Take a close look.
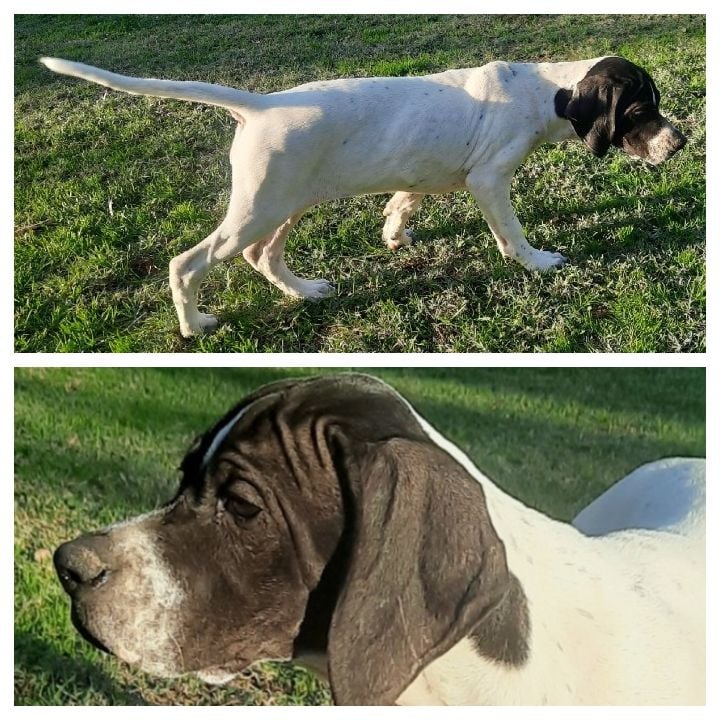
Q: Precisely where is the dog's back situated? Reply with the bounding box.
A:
[573,457,705,538]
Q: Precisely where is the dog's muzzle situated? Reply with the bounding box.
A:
[647,125,687,165]
[53,527,187,677]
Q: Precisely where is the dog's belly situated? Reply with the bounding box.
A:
[305,170,467,205]
[342,173,468,197]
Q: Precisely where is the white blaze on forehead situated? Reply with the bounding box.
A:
[202,401,256,467]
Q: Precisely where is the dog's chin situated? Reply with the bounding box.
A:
[621,140,676,168]
[195,668,241,685]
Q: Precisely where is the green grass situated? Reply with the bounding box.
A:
[14,15,705,352]
[14,367,706,705]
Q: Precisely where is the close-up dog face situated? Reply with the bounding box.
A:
[53,375,510,705]
[557,56,686,164]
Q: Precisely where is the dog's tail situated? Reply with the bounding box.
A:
[39,57,268,114]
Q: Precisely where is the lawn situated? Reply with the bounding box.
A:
[14,15,705,352]
[14,367,706,705]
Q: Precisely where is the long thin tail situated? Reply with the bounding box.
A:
[39,57,266,112]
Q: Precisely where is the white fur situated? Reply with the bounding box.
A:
[96,514,186,676]
[202,402,255,467]
[393,406,705,705]
[645,122,684,166]
[39,56,612,337]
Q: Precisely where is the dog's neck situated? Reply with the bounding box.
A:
[399,413,614,705]
[531,58,606,145]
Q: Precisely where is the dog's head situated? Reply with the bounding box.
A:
[555,56,686,164]
[54,374,525,704]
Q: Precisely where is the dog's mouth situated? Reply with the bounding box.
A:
[70,604,251,682]
[621,128,687,167]
[70,605,112,655]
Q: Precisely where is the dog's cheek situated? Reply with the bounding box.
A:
[177,528,310,672]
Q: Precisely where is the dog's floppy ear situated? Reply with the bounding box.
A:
[562,75,627,157]
[327,438,510,705]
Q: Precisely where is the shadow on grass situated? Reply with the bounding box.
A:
[16,367,705,524]
[14,631,146,705]
[16,15,705,95]
[377,367,706,420]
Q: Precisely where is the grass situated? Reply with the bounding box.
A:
[14,367,706,705]
[14,15,705,352]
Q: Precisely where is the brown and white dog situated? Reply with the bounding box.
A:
[54,375,705,705]
[39,56,686,337]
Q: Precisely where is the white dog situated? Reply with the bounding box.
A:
[40,56,686,337]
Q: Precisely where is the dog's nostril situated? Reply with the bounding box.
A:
[90,569,110,588]
[59,566,83,587]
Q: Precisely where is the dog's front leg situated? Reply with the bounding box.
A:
[382,192,425,250]
[466,170,566,272]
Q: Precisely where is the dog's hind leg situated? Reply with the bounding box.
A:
[169,124,316,337]
[169,189,297,337]
[242,214,335,301]
[382,192,425,250]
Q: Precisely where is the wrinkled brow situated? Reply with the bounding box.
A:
[175,390,288,501]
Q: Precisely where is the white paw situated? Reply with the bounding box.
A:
[384,230,413,251]
[298,278,335,301]
[521,249,567,273]
[180,312,218,337]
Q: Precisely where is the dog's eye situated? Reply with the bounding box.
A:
[225,495,262,520]
[220,480,263,520]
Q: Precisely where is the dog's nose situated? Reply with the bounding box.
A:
[54,537,109,596]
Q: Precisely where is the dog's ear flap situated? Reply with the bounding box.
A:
[562,76,627,157]
[327,438,509,705]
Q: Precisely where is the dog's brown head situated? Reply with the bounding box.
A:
[555,56,686,164]
[54,375,523,705]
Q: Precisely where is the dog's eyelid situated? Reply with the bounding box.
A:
[226,497,262,520]
[222,477,264,506]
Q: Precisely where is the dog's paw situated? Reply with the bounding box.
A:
[521,249,567,272]
[299,279,336,301]
[384,229,414,251]
[180,313,219,337]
